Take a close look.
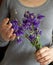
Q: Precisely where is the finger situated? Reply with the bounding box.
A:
[7,28,14,38]
[2,18,9,26]
[40,63,45,65]
[36,50,49,60]
[36,47,49,57]
[6,22,12,30]
[38,55,51,63]
[2,22,12,32]
[10,34,16,41]
[41,58,53,65]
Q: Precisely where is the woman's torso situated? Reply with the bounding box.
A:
[1,0,53,65]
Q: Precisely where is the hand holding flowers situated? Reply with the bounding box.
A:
[35,47,53,65]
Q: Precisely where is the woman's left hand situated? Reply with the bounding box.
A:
[35,47,53,65]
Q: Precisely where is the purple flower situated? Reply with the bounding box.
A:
[22,19,31,30]
[24,11,30,18]
[23,11,45,50]
[11,20,18,26]
[33,20,40,28]
[11,20,19,31]
[29,34,35,42]
[17,37,23,44]
[37,14,45,19]
[11,20,24,44]
[29,13,36,20]
[39,30,42,35]
[23,19,30,25]
[35,29,42,35]
[11,11,45,49]
[15,27,24,36]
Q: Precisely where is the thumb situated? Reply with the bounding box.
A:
[2,18,9,25]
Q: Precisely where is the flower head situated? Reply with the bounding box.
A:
[11,11,45,50]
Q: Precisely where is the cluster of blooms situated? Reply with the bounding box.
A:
[11,11,45,50]
[11,20,24,44]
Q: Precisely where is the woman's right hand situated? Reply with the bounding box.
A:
[0,18,16,41]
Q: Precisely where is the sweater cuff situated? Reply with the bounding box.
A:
[0,35,9,47]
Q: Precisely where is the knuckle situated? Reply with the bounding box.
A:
[7,28,14,35]
[7,32,11,38]
[44,56,49,61]
[11,35,16,40]
[4,18,9,22]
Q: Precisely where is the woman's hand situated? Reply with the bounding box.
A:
[35,47,53,65]
[0,18,16,41]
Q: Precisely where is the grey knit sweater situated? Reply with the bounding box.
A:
[0,0,53,65]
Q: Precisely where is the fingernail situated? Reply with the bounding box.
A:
[10,23,12,26]
[11,29,14,32]
[14,34,16,36]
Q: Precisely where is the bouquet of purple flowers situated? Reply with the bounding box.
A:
[11,11,45,51]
